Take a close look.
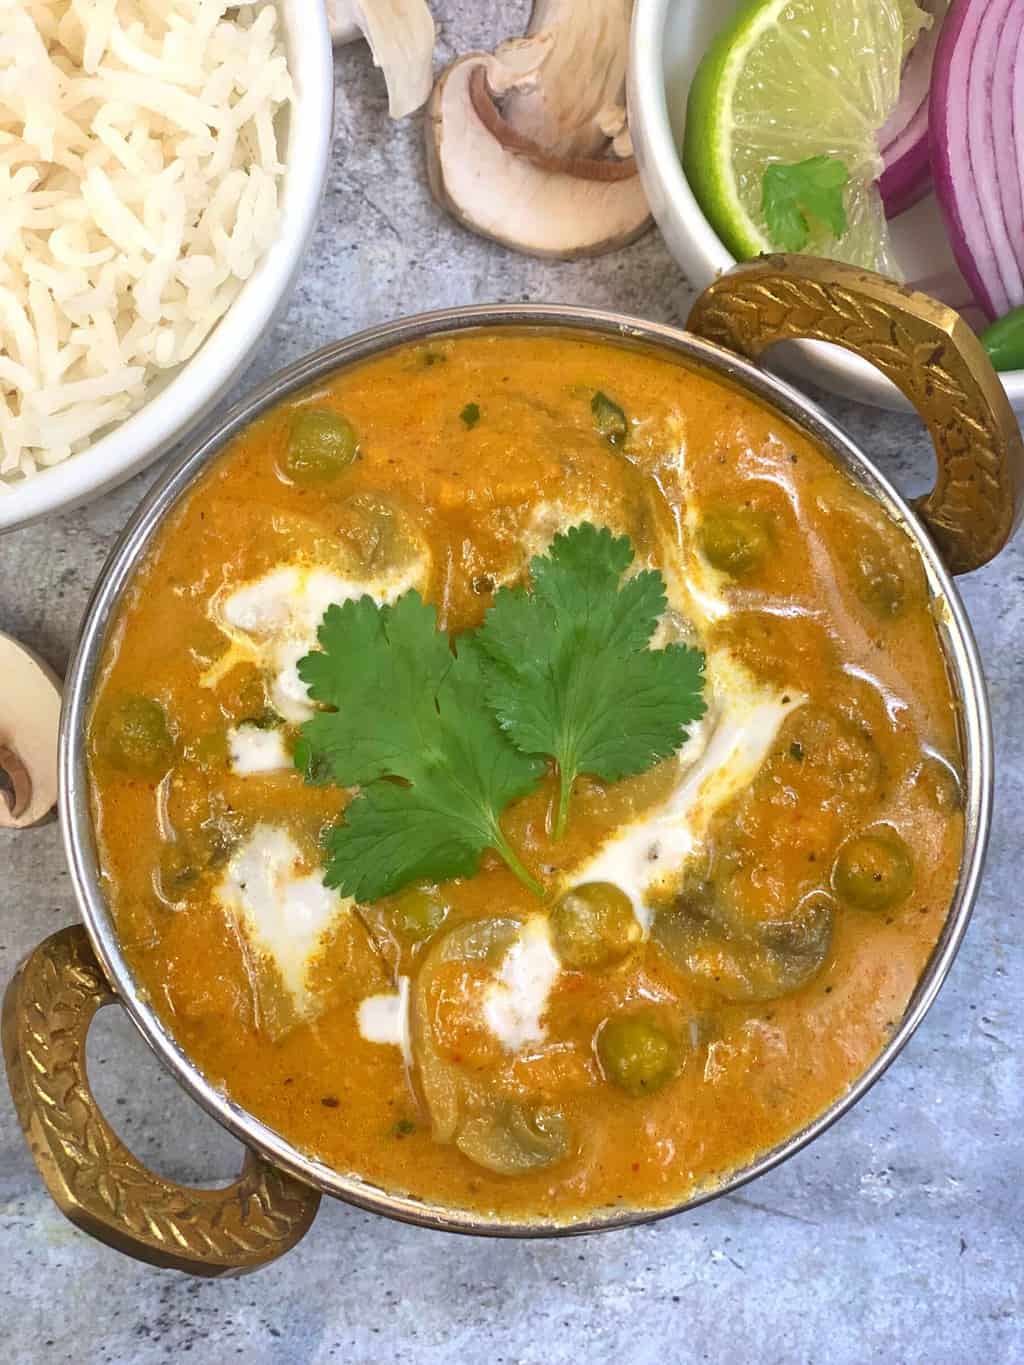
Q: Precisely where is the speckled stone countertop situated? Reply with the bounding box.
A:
[1,7,1022,1362]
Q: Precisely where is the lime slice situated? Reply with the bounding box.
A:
[683,0,914,276]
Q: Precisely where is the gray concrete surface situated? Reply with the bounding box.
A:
[1,6,1021,1362]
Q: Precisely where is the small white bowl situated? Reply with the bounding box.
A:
[629,0,1024,412]
[0,1,334,533]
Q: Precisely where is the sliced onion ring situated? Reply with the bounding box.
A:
[878,0,947,217]
[930,0,1024,319]
[993,12,1024,280]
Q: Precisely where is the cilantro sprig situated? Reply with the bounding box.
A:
[297,592,545,900]
[297,524,707,900]
[477,524,707,838]
[761,155,849,252]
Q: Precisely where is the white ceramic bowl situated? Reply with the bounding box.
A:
[629,0,1024,412]
[0,2,335,533]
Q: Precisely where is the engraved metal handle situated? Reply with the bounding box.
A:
[687,255,1024,574]
[2,925,321,1276]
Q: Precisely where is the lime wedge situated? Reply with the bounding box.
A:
[683,0,914,276]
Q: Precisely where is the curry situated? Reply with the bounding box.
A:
[87,332,963,1225]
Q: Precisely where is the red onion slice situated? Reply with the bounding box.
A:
[968,0,1021,313]
[878,103,931,218]
[930,0,1024,320]
[994,16,1024,292]
[878,0,947,217]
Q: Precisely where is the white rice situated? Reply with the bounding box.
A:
[0,1,293,486]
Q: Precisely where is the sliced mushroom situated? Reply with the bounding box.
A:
[653,896,834,1004]
[326,0,436,119]
[411,917,520,1141]
[425,0,651,258]
[0,632,61,830]
[455,1102,570,1175]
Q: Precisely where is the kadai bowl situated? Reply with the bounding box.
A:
[4,258,1021,1273]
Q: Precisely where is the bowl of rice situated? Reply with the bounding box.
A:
[0,1,334,531]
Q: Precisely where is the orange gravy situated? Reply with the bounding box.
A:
[88,334,963,1224]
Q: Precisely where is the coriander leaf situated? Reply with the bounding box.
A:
[477,523,707,838]
[761,156,849,252]
[298,591,451,783]
[460,402,481,428]
[296,592,545,901]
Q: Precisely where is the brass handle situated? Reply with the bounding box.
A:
[687,255,1024,574]
[2,925,321,1276]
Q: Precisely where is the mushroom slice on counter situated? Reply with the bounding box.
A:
[0,633,61,830]
[425,0,651,258]
[326,0,436,119]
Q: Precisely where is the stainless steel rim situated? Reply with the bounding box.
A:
[59,304,993,1238]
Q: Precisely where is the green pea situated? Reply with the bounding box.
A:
[849,533,905,617]
[284,409,358,482]
[551,882,641,970]
[833,829,914,912]
[591,390,628,446]
[981,305,1024,372]
[597,1010,681,1096]
[699,507,773,575]
[386,884,448,943]
[97,696,174,776]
